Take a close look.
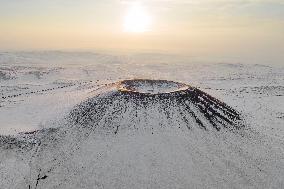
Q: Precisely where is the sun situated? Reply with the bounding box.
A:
[123,2,152,33]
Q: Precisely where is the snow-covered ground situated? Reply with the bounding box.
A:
[0,52,283,137]
[0,52,283,188]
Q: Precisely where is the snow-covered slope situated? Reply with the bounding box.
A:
[1,79,284,189]
[0,52,283,189]
[69,79,243,133]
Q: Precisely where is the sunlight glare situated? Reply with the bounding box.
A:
[123,2,152,33]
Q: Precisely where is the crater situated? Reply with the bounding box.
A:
[118,79,189,94]
[69,79,243,132]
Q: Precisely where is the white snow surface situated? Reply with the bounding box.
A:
[0,51,283,189]
[118,79,189,94]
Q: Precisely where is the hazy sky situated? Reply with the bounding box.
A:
[0,0,283,63]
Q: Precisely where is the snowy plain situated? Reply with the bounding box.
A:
[0,51,283,188]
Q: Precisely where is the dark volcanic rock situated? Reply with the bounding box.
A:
[69,79,243,133]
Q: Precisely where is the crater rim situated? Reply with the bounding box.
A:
[117,79,190,95]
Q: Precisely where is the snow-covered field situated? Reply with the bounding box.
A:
[0,52,283,188]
